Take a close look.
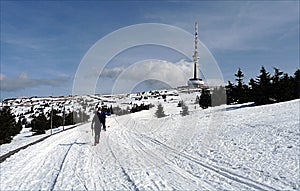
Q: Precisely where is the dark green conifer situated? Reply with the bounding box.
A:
[0,106,22,144]
[199,88,211,109]
[155,103,166,118]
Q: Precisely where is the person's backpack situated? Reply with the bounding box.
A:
[99,111,106,122]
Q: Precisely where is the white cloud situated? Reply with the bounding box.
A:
[0,72,69,92]
[96,58,225,94]
[100,67,126,78]
[98,60,193,80]
[110,60,190,94]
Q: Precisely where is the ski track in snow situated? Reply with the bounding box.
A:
[110,117,270,190]
[107,118,212,190]
[0,99,299,190]
[138,134,277,190]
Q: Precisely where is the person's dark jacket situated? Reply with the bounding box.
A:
[99,111,106,123]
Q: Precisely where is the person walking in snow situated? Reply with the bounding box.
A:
[91,108,102,145]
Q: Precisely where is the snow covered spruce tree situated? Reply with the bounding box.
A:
[155,103,166,118]
[180,101,189,116]
[0,106,22,144]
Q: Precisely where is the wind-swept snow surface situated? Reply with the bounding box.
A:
[1,100,299,190]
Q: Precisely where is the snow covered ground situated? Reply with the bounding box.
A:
[0,98,299,190]
[0,124,79,156]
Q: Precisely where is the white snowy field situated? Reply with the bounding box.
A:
[0,99,299,190]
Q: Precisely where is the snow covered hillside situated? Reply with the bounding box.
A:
[0,97,299,190]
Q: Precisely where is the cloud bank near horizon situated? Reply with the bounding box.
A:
[0,72,69,92]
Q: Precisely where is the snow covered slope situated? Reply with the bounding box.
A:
[0,99,299,190]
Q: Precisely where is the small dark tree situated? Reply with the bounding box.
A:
[248,78,257,102]
[199,88,211,109]
[31,113,50,135]
[226,81,235,104]
[177,101,182,107]
[65,112,75,125]
[0,106,22,144]
[155,103,166,118]
[180,101,189,116]
[234,68,249,103]
[51,109,63,129]
[235,68,244,102]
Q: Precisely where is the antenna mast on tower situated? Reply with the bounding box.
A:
[193,21,199,79]
[187,21,204,90]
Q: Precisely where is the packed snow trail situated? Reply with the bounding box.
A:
[107,118,277,190]
[1,124,135,190]
[0,124,81,163]
[1,119,248,190]
[0,100,299,190]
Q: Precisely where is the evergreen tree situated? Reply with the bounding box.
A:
[225,81,235,104]
[277,73,294,102]
[248,78,257,102]
[234,68,248,103]
[225,68,249,104]
[51,109,63,129]
[227,67,299,106]
[180,101,189,116]
[271,67,284,102]
[293,69,300,99]
[235,68,244,90]
[65,112,75,125]
[155,103,166,118]
[0,106,22,144]
[254,66,273,105]
[31,113,50,135]
[177,100,182,107]
[199,88,211,109]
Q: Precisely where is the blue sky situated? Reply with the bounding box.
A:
[1,1,299,99]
